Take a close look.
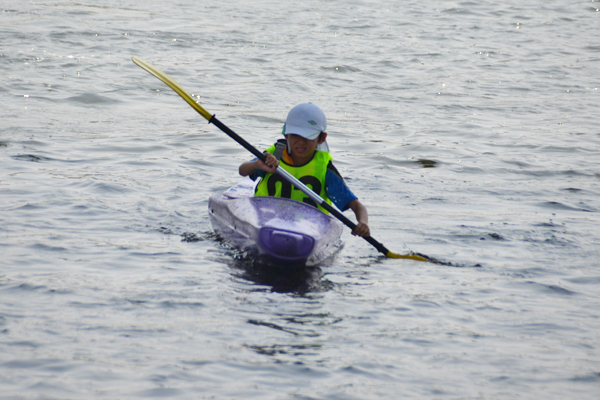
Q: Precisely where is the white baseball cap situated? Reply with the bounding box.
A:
[282,102,327,140]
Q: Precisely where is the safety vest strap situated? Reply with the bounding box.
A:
[273,139,287,161]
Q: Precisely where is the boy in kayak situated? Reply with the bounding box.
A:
[239,102,370,238]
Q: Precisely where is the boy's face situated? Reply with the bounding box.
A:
[286,133,327,164]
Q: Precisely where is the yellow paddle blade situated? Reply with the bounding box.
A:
[132,56,213,121]
[386,252,429,262]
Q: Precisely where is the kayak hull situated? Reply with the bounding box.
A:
[208,178,343,266]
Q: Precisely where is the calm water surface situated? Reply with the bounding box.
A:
[1,1,599,399]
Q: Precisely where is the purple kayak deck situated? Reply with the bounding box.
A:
[208,178,343,266]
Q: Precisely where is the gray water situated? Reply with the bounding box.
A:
[1,1,599,398]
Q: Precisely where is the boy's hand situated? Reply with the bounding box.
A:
[239,153,279,177]
[258,152,279,173]
[348,199,370,238]
[352,222,370,237]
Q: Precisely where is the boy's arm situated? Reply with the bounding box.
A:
[348,199,370,237]
[324,166,370,237]
[239,153,279,176]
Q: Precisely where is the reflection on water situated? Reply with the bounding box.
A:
[229,255,330,294]
[245,342,322,357]
[416,159,437,168]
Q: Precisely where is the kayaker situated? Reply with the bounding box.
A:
[239,102,370,238]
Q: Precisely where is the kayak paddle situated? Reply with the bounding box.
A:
[132,56,433,262]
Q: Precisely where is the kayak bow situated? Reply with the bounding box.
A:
[209,178,343,266]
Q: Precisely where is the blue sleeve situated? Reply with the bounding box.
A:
[250,169,266,181]
[325,169,358,211]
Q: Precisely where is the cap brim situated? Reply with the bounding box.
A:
[283,123,321,140]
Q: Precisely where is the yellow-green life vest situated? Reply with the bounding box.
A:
[255,144,333,213]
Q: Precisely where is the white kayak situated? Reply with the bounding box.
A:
[208,178,343,267]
